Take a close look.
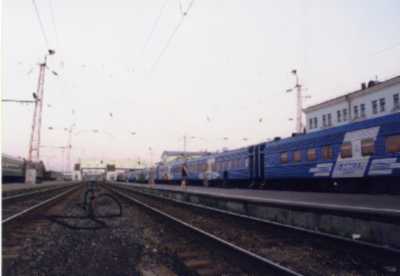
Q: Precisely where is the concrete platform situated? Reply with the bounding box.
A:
[2,181,78,194]
[119,183,400,212]
[110,182,400,249]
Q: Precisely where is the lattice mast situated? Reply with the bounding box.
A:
[27,50,55,166]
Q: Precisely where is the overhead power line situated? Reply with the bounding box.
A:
[371,41,400,56]
[49,0,60,49]
[149,0,195,73]
[32,0,50,49]
[141,0,169,55]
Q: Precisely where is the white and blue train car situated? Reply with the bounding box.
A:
[161,148,250,186]
[264,112,400,192]
[211,148,249,186]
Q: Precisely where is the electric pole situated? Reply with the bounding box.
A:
[26,49,55,184]
[286,69,304,133]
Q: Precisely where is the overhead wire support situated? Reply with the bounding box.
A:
[2,99,36,104]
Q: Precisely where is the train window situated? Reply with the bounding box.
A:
[307,148,317,161]
[322,146,333,160]
[340,142,352,158]
[293,150,302,162]
[361,138,375,156]
[385,135,400,153]
[280,152,288,163]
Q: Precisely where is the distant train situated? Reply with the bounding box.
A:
[2,155,47,183]
[132,112,400,193]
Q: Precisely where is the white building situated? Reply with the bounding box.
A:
[304,75,400,133]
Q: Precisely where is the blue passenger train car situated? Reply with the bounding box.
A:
[264,112,400,192]
[151,112,399,193]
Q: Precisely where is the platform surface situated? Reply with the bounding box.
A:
[117,182,400,211]
[2,181,75,193]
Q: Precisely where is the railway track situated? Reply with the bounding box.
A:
[105,184,302,275]
[2,185,82,275]
[107,183,400,275]
[2,184,81,221]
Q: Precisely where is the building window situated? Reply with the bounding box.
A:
[322,146,333,160]
[379,98,386,112]
[293,150,302,162]
[343,109,348,121]
[309,118,313,129]
[340,142,352,158]
[322,114,326,127]
[393,94,400,110]
[307,148,317,161]
[327,113,332,126]
[385,135,400,153]
[361,138,375,156]
[314,117,318,128]
[372,100,378,114]
[360,104,366,117]
[353,105,359,119]
[337,110,341,122]
[280,152,288,163]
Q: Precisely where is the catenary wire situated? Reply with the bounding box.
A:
[141,0,169,55]
[32,0,50,49]
[49,0,60,50]
[149,0,195,73]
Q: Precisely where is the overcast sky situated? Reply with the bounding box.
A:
[2,0,400,171]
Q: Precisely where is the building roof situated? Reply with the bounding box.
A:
[303,75,400,113]
[161,150,211,157]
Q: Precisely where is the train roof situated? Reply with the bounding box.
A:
[266,112,400,149]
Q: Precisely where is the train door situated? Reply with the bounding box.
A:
[248,146,254,181]
[260,144,265,180]
[248,144,265,185]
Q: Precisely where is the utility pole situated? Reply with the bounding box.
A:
[26,50,55,184]
[286,69,304,133]
[65,123,76,174]
[183,134,187,161]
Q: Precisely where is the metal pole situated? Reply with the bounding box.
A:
[295,73,303,133]
[66,124,74,173]
[292,70,303,133]
[183,134,187,160]
[28,60,46,163]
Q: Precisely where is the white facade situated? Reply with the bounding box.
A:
[304,76,400,133]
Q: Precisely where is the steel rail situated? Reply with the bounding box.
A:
[2,185,81,225]
[109,183,400,257]
[3,184,76,202]
[107,185,302,276]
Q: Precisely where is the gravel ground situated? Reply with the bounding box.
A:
[111,185,400,276]
[3,186,248,275]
